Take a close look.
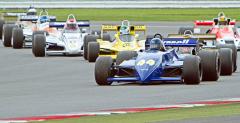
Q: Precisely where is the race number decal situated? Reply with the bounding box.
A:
[137,59,155,66]
[137,59,145,66]
[122,43,130,47]
[146,59,155,66]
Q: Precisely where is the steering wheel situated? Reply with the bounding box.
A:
[153,33,163,40]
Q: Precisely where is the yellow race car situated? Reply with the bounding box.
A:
[84,20,146,62]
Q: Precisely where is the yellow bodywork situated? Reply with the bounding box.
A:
[97,24,146,59]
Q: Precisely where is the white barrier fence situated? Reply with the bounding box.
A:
[0,1,240,9]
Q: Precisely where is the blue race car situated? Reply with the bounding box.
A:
[94,34,218,85]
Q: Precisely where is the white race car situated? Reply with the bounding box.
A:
[32,14,90,57]
[2,9,56,48]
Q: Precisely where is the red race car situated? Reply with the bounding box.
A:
[178,12,237,72]
[194,12,239,50]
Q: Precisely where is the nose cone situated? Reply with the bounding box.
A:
[135,58,160,82]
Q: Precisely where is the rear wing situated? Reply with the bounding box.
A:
[19,15,56,22]
[19,15,38,21]
[49,20,90,28]
[4,12,26,17]
[102,25,118,31]
[163,38,198,47]
[2,12,26,22]
[194,20,236,27]
[101,25,146,34]
[167,34,216,41]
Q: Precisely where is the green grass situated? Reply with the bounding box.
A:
[1,8,240,21]
[33,103,240,123]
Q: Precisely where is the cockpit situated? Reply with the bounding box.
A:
[63,14,80,33]
[26,8,37,15]
[119,34,134,42]
[39,16,50,24]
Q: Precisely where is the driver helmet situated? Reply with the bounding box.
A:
[39,16,49,23]
[120,25,129,35]
[65,19,78,30]
[27,8,37,15]
[150,38,166,51]
[219,15,227,25]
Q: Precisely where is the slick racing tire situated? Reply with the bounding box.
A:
[219,48,233,75]
[3,24,16,47]
[95,56,113,85]
[178,27,194,35]
[116,51,137,65]
[217,44,237,72]
[32,31,45,40]
[102,33,111,41]
[12,27,24,49]
[183,55,202,85]
[88,42,100,62]
[0,19,5,39]
[83,35,97,60]
[32,34,46,57]
[198,50,220,81]
[91,30,101,37]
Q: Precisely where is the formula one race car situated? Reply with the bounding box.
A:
[32,14,90,57]
[193,12,239,49]
[177,22,237,72]
[167,31,234,76]
[94,34,220,85]
[2,9,56,48]
[0,6,35,41]
[83,20,146,62]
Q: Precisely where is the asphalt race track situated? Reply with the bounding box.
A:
[0,22,239,118]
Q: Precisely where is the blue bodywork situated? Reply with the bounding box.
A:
[107,38,198,84]
[49,21,90,28]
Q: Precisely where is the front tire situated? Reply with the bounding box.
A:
[83,35,97,60]
[32,34,46,57]
[0,19,5,39]
[3,24,15,47]
[12,28,24,49]
[219,48,233,75]
[95,56,113,85]
[183,56,202,85]
[217,44,237,72]
[88,42,100,62]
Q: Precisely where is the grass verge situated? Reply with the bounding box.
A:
[32,103,240,123]
[1,8,240,21]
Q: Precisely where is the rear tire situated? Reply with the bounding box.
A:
[88,42,100,62]
[83,35,97,60]
[95,56,113,85]
[3,24,16,47]
[32,34,46,57]
[178,27,194,35]
[0,19,5,39]
[219,48,233,75]
[102,33,111,41]
[91,30,101,38]
[217,44,237,72]
[183,56,202,85]
[116,51,137,65]
[12,28,24,49]
[198,50,220,81]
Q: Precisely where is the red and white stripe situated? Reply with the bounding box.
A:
[1,97,240,123]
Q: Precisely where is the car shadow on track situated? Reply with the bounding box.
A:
[108,81,219,86]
